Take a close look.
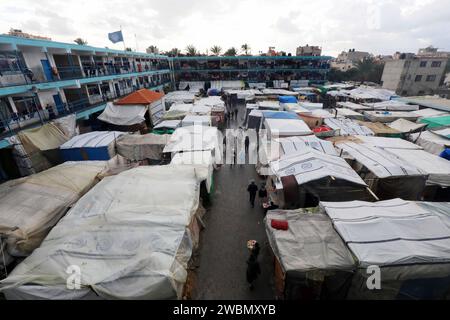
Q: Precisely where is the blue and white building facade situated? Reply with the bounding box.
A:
[0,35,172,147]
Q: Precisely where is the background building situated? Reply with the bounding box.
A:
[381,48,448,96]
[296,45,322,56]
[331,49,371,71]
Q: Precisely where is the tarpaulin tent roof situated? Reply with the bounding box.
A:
[0,165,205,300]
[333,108,364,120]
[410,131,450,155]
[153,120,181,130]
[194,96,225,108]
[169,103,194,113]
[18,123,69,151]
[163,91,196,104]
[388,118,427,133]
[97,102,147,126]
[363,111,419,123]
[261,111,299,120]
[60,131,125,149]
[336,142,425,179]
[299,102,323,110]
[420,115,450,128]
[265,209,355,273]
[181,115,211,127]
[264,118,312,137]
[364,100,419,111]
[355,135,422,150]
[324,118,374,136]
[0,161,107,259]
[337,102,372,111]
[116,133,170,161]
[115,89,164,105]
[412,108,449,119]
[396,96,450,113]
[269,149,367,189]
[280,103,311,115]
[257,100,281,110]
[321,198,450,267]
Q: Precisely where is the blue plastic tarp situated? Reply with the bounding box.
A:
[279,96,298,103]
[261,111,299,120]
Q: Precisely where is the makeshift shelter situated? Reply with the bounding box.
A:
[262,118,312,138]
[115,89,165,127]
[257,135,338,175]
[363,111,419,123]
[321,199,450,299]
[356,121,401,137]
[410,130,450,155]
[265,209,355,300]
[364,101,419,111]
[0,165,206,300]
[332,108,364,120]
[412,108,449,119]
[116,133,170,162]
[0,161,107,265]
[299,109,333,129]
[98,102,149,133]
[163,91,196,109]
[171,151,214,194]
[298,102,323,111]
[388,119,427,134]
[337,101,372,111]
[152,120,181,135]
[257,101,281,111]
[335,141,428,200]
[324,118,374,136]
[181,115,211,127]
[178,81,205,93]
[267,149,372,208]
[60,131,126,161]
[280,103,311,115]
[261,89,299,97]
[163,126,223,164]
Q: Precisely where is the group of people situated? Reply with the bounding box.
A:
[247,180,267,208]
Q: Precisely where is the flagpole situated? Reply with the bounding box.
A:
[120,25,126,50]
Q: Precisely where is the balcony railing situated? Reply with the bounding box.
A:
[0,80,171,138]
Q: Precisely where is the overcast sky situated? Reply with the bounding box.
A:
[1,0,450,57]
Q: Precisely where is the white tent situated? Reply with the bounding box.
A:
[412,108,449,119]
[169,103,194,113]
[97,102,147,126]
[337,101,372,111]
[410,130,450,155]
[116,133,170,161]
[264,118,312,138]
[363,111,419,123]
[181,115,211,127]
[257,100,281,110]
[0,161,107,260]
[333,108,364,120]
[298,102,323,110]
[153,120,181,130]
[364,100,419,111]
[324,118,374,136]
[0,165,206,300]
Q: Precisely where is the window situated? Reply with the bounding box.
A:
[415,75,422,82]
[426,75,437,82]
[419,61,427,67]
[431,61,442,67]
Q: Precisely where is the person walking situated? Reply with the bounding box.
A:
[246,252,261,290]
[247,180,258,208]
[258,184,268,206]
[234,108,238,122]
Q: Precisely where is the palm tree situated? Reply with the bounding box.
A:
[125,47,133,52]
[185,45,198,56]
[210,45,222,56]
[147,45,159,54]
[74,38,88,45]
[241,44,251,55]
[224,47,237,56]
[166,48,181,57]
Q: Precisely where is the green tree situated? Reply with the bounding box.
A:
[210,45,222,56]
[185,45,198,56]
[224,47,237,56]
[125,47,133,52]
[74,38,88,45]
[241,43,251,55]
[165,48,181,57]
[147,45,159,54]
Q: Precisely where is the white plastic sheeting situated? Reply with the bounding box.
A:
[98,102,147,126]
[364,101,419,111]
[153,120,181,130]
[261,89,298,96]
[264,118,312,137]
[299,102,323,110]
[181,115,211,127]
[280,103,311,114]
[412,108,449,119]
[225,89,261,100]
[410,131,450,155]
[116,134,170,161]
[0,161,107,259]
[257,101,281,110]
[363,111,419,123]
[0,165,205,300]
[388,119,427,133]
[321,198,450,267]
[333,108,364,120]
[336,142,425,178]
[169,103,194,113]
[269,149,367,189]
[324,118,374,136]
[194,97,225,109]
[337,102,372,111]
[265,210,354,272]
[356,135,422,150]
[60,131,126,149]
[163,91,196,105]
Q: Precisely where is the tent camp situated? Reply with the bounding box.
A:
[114,89,165,127]
[0,161,107,267]
[60,131,126,161]
[321,199,450,299]
[267,149,372,208]
[116,133,170,162]
[0,165,206,300]
[332,108,364,120]
[335,141,428,200]
[265,209,355,300]
[324,118,374,136]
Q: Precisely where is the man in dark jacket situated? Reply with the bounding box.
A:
[246,253,261,290]
[247,180,258,208]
